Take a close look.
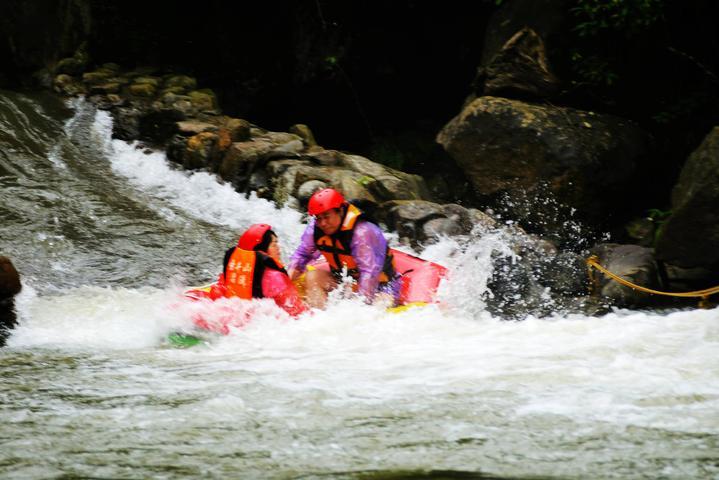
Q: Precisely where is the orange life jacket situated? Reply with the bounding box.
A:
[224,247,285,299]
[313,204,396,283]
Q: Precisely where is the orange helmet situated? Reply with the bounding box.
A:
[238,223,273,251]
[308,188,346,216]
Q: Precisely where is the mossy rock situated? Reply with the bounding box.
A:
[225,118,251,141]
[160,86,188,96]
[129,83,157,97]
[189,89,217,112]
[164,75,197,92]
[90,82,121,95]
[55,56,86,75]
[133,76,161,87]
[53,74,86,96]
[82,71,112,84]
[185,132,220,170]
[107,76,130,85]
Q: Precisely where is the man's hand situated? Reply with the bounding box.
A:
[287,267,300,281]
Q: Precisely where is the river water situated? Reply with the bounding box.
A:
[1,91,718,479]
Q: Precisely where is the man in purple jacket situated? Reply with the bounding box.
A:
[287,188,399,308]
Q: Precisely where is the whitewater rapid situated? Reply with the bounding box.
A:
[1,93,718,479]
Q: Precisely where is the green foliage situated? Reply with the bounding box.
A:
[324,55,338,68]
[651,92,714,125]
[647,208,671,222]
[570,51,619,87]
[648,208,671,246]
[369,139,406,170]
[571,0,665,38]
[356,175,374,187]
[569,0,665,88]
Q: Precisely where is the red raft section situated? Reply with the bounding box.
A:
[305,248,448,305]
[183,248,448,333]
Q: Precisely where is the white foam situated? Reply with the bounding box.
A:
[7,99,719,446]
[91,108,305,250]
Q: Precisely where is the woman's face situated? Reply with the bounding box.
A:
[267,234,281,260]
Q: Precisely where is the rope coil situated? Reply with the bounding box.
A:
[586,255,719,308]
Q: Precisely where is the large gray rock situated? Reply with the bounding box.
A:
[267,160,379,207]
[220,140,277,187]
[590,244,660,307]
[378,200,497,245]
[655,127,719,269]
[265,150,432,208]
[338,154,432,201]
[437,96,649,227]
[380,200,447,242]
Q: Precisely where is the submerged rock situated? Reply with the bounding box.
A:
[0,256,21,346]
[589,243,660,307]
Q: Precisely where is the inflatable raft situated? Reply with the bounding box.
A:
[169,248,447,345]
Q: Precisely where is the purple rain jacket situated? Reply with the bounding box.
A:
[289,218,399,301]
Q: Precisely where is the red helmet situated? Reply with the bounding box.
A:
[238,223,272,250]
[308,188,346,216]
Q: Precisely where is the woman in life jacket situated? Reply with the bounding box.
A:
[220,224,307,317]
[287,188,400,308]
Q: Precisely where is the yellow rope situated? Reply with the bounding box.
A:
[586,255,719,306]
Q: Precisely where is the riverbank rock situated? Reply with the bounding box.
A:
[655,127,719,271]
[589,244,660,307]
[437,96,650,230]
[378,200,497,245]
[0,256,21,345]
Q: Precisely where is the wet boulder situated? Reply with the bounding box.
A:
[655,127,719,271]
[137,108,184,145]
[535,251,588,296]
[379,201,499,245]
[589,244,660,307]
[185,132,221,170]
[221,140,280,189]
[379,200,447,242]
[0,256,21,345]
[112,106,142,140]
[437,96,649,228]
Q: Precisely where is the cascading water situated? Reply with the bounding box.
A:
[1,91,718,479]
